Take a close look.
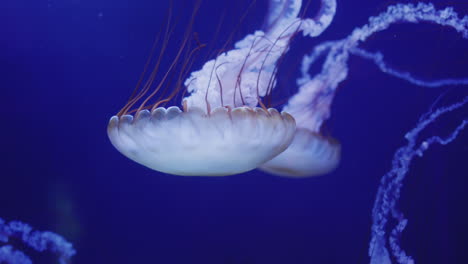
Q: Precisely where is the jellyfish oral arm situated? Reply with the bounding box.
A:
[182,0,337,113]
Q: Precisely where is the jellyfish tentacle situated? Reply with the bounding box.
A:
[0,218,75,264]
[350,47,468,88]
[369,96,467,264]
[0,246,32,264]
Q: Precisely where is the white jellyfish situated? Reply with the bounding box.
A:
[107,0,341,177]
[107,0,467,180]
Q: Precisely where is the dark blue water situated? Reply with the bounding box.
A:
[1,0,467,263]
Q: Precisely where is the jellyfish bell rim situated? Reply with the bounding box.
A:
[259,128,341,177]
[107,105,296,176]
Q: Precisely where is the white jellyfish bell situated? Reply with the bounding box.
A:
[108,0,341,177]
[108,106,295,176]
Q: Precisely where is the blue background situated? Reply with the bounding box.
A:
[1,0,467,263]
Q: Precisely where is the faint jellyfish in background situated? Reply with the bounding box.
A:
[0,217,75,264]
[107,0,341,177]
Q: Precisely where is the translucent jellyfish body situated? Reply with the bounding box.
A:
[108,0,340,177]
[108,107,295,176]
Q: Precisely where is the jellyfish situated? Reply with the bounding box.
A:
[0,217,75,264]
[107,0,466,181]
[107,0,341,176]
[104,0,468,261]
